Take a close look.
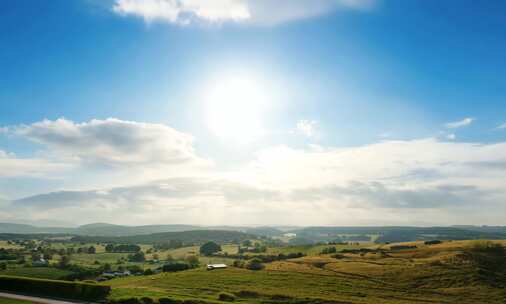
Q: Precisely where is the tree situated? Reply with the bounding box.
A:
[129,251,145,262]
[88,246,96,254]
[185,255,200,268]
[105,244,115,252]
[58,255,71,269]
[103,263,112,272]
[200,241,221,256]
[0,262,7,271]
[242,240,252,247]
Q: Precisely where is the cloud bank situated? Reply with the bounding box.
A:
[112,0,376,25]
[2,117,506,226]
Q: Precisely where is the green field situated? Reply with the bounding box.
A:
[0,298,36,304]
[0,267,74,280]
[103,240,506,304]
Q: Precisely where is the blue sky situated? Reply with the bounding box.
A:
[1,0,506,226]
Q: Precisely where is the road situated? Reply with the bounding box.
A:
[0,292,82,304]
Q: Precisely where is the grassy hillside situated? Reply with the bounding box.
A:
[104,240,506,304]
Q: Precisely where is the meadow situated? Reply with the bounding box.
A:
[1,236,506,303]
[103,240,506,304]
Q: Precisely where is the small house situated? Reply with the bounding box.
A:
[207,264,227,270]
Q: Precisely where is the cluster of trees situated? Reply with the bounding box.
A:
[161,255,199,272]
[199,241,221,256]
[233,258,264,270]
[128,251,145,262]
[105,244,141,253]
[0,248,18,260]
[223,252,305,263]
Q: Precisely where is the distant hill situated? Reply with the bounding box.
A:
[0,222,204,236]
[290,226,506,243]
[0,222,74,234]
[71,229,256,244]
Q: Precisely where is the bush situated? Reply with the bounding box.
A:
[144,268,154,275]
[141,297,154,304]
[246,258,264,271]
[218,292,235,302]
[0,275,110,300]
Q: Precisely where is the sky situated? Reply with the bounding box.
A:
[1,0,506,227]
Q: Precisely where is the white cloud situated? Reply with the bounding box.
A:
[112,0,376,26]
[296,120,318,137]
[445,117,474,129]
[497,123,506,130]
[3,116,506,225]
[113,0,251,25]
[14,118,207,168]
[0,150,71,178]
[446,133,456,140]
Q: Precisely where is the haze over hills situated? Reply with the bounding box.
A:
[2,222,506,244]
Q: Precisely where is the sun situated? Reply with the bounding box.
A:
[205,76,269,143]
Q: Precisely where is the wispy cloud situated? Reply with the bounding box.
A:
[112,0,376,26]
[496,123,506,130]
[296,120,318,138]
[446,133,456,140]
[445,117,474,129]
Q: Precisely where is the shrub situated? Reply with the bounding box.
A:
[0,275,110,301]
[141,297,154,304]
[246,258,264,271]
[218,292,235,302]
[144,268,154,275]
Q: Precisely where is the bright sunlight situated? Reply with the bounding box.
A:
[205,76,270,143]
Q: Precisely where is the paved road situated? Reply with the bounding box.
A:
[0,292,81,304]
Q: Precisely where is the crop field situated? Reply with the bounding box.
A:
[266,243,371,256]
[0,267,73,280]
[104,240,506,304]
[0,241,22,250]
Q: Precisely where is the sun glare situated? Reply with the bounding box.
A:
[205,76,270,143]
